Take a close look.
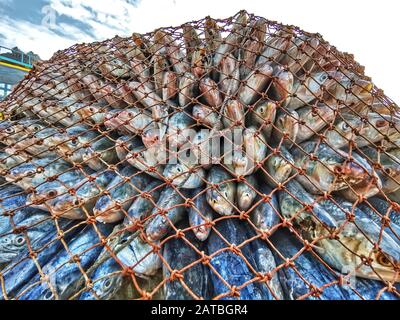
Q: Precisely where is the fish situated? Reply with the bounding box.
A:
[287,70,338,110]
[325,113,400,150]
[49,124,100,165]
[182,23,201,62]
[162,71,178,101]
[16,223,113,300]
[82,136,119,171]
[125,146,165,180]
[237,175,258,211]
[124,181,163,230]
[0,211,66,264]
[0,185,33,235]
[256,27,293,67]
[5,157,72,190]
[223,128,265,177]
[270,229,361,300]
[79,256,125,300]
[163,162,205,189]
[178,72,198,108]
[278,179,338,229]
[115,136,142,162]
[272,110,299,148]
[329,71,374,107]
[249,238,285,300]
[192,104,223,129]
[188,188,214,241]
[152,53,170,97]
[222,99,245,129]
[104,108,159,144]
[27,168,91,212]
[242,126,268,174]
[239,18,267,79]
[47,170,117,220]
[262,145,294,187]
[206,166,236,216]
[97,54,132,80]
[0,221,81,300]
[295,103,337,143]
[153,30,189,75]
[358,198,400,245]
[167,112,195,149]
[361,146,400,194]
[191,47,211,78]
[250,100,278,139]
[94,166,153,223]
[199,77,223,109]
[112,228,162,277]
[250,184,281,232]
[268,65,294,105]
[292,141,381,197]
[162,225,212,299]
[213,11,249,68]
[145,187,187,241]
[238,62,274,106]
[318,197,400,283]
[204,16,222,53]
[218,54,240,96]
[207,218,272,300]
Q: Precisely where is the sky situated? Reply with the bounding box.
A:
[0,0,399,103]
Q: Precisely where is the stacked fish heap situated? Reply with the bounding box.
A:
[0,11,399,300]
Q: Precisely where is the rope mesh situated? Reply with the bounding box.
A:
[0,10,399,300]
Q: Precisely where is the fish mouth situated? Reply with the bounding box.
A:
[238,195,252,211]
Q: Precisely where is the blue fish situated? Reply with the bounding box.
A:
[16,223,114,300]
[207,219,272,300]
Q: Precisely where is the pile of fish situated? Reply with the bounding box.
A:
[0,11,399,300]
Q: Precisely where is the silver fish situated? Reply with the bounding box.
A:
[206,166,236,216]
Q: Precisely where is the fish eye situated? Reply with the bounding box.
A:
[5,127,14,134]
[15,236,25,246]
[47,190,58,198]
[320,73,328,82]
[103,279,112,289]
[259,107,265,114]
[176,166,182,173]
[70,139,78,146]
[212,199,218,205]
[44,290,54,300]
[73,199,80,206]
[377,253,393,267]
[342,122,350,130]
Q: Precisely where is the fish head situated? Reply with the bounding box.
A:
[85,272,123,300]
[29,181,65,205]
[94,196,125,223]
[319,223,400,283]
[142,126,162,149]
[0,233,27,262]
[306,70,336,94]
[266,153,293,183]
[254,101,277,123]
[326,114,359,147]
[237,188,254,211]
[207,188,234,215]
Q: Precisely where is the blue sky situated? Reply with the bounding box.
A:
[0,0,142,58]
